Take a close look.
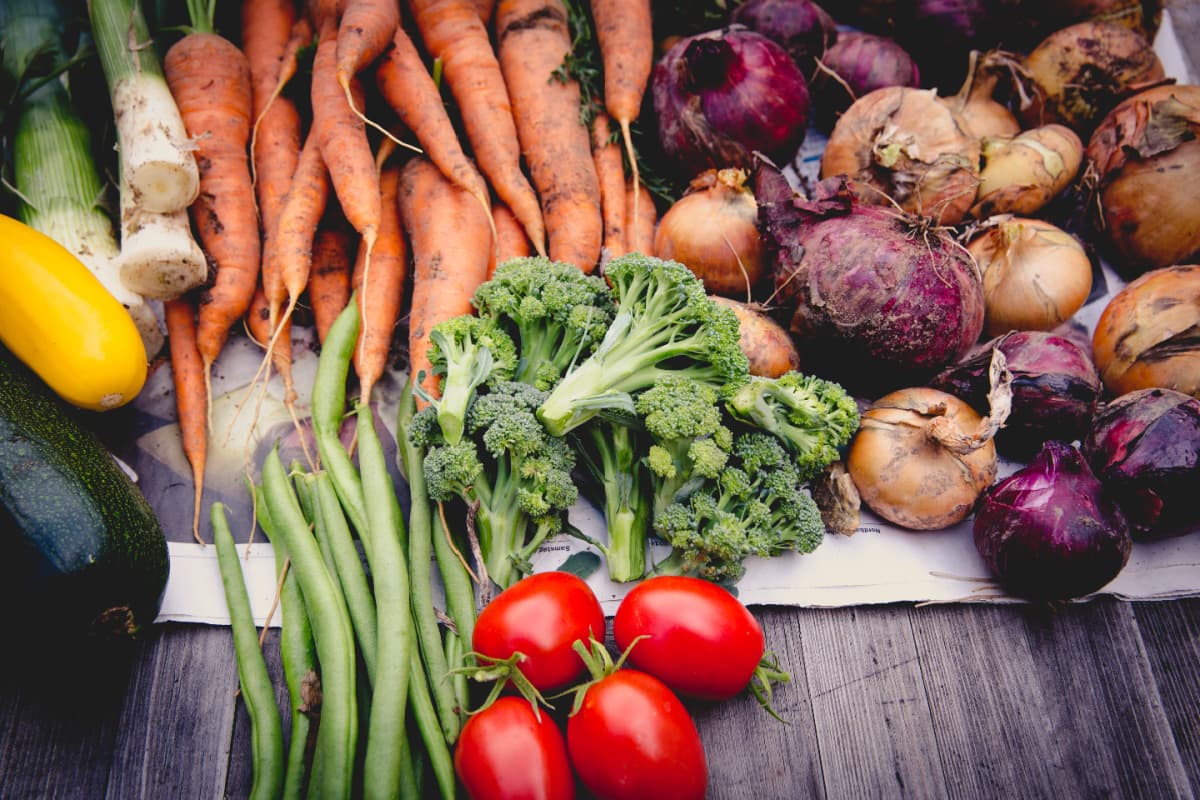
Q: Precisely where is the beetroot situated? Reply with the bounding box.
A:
[755,164,985,395]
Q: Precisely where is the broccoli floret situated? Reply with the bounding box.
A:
[652,431,826,583]
[424,315,518,446]
[535,254,750,436]
[473,257,616,390]
[726,372,860,481]
[635,374,733,518]
[572,416,653,583]
[422,381,577,589]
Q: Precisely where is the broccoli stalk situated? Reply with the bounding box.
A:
[574,419,653,582]
[652,432,826,583]
[535,254,750,437]
[472,257,616,391]
[423,316,518,446]
[417,382,577,589]
[725,372,860,481]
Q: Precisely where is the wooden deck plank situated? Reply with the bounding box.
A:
[800,605,948,800]
[1135,599,1200,795]
[693,607,826,799]
[106,624,239,800]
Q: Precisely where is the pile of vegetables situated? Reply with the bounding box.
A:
[2,0,1199,795]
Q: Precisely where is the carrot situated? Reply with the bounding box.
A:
[374,21,493,231]
[352,161,407,405]
[398,156,492,402]
[164,24,260,381]
[408,0,546,255]
[495,0,602,273]
[247,283,292,379]
[626,177,656,257]
[591,111,627,261]
[336,0,400,95]
[164,296,208,545]
[309,223,356,344]
[472,0,495,21]
[487,201,533,279]
[591,0,653,223]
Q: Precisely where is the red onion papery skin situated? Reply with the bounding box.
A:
[1082,388,1200,540]
[894,0,1001,92]
[653,27,810,177]
[810,32,921,133]
[930,330,1101,459]
[974,440,1132,601]
[755,165,985,396]
[730,0,838,80]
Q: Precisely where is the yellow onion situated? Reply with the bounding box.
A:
[653,168,763,298]
[970,124,1083,219]
[1092,264,1200,398]
[820,86,981,225]
[1021,20,1165,136]
[1087,85,1200,275]
[969,218,1092,336]
[847,384,1005,530]
[711,296,801,378]
[942,50,1021,141]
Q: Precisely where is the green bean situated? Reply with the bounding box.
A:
[261,448,358,800]
[356,402,414,800]
[311,293,369,542]
[212,503,285,800]
[258,490,317,800]
[430,503,478,664]
[313,471,379,683]
[292,467,336,571]
[407,647,457,800]
[443,629,470,727]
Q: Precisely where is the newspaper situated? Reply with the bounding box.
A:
[135,14,1199,625]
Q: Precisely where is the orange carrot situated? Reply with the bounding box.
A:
[336,0,400,93]
[247,283,292,378]
[398,156,492,402]
[591,111,627,261]
[472,0,495,21]
[408,0,546,255]
[352,162,407,404]
[495,0,601,272]
[309,224,357,343]
[591,0,653,220]
[264,128,330,329]
[487,201,533,279]
[164,296,208,545]
[626,177,656,257]
[164,29,260,374]
[374,20,492,227]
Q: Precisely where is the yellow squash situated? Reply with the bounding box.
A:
[0,214,147,411]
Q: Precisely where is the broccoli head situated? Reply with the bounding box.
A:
[424,315,518,446]
[652,431,826,583]
[726,371,860,481]
[472,257,616,390]
[535,254,750,436]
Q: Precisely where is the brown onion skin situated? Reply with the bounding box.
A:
[711,296,802,378]
[974,440,1131,601]
[1006,0,1162,52]
[1092,264,1200,399]
[1021,20,1165,136]
[1082,387,1200,540]
[654,169,763,298]
[1087,85,1200,275]
[848,387,997,530]
[810,32,921,133]
[931,330,1102,458]
[820,86,981,225]
[970,125,1084,220]
[757,167,985,395]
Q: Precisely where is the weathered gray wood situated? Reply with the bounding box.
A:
[224,629,293,798]
[105,624,239,800]
[800,605,947,800]
[692,607,825,799]
[1135,599,1200,794]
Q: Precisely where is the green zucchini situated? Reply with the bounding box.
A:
[0,345,169,645]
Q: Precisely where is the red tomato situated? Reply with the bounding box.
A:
[613,575,765,701]
[454,696,576,800]
[566,668,707,800]
[473,571,606,692]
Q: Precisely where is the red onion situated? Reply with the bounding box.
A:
[756,165,985,395]
[810,32,921,132]
[1082,388,1200,540]
[931,330,1101,458]
[653,27,810,176]
[974,440,1132,601]
[894,0,1001,91]
[730,0,837,79]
